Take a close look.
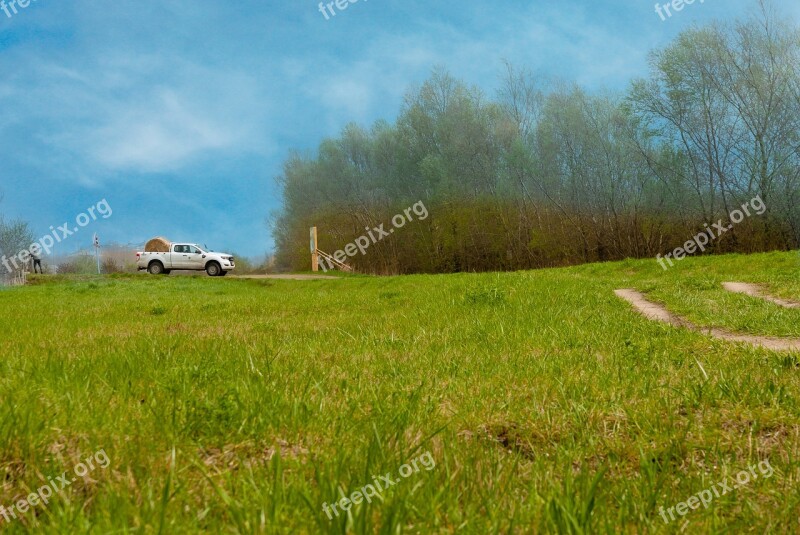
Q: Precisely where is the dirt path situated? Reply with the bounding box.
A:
[614,289,800,352]
[722,282,800,309]
[233,274,340,281]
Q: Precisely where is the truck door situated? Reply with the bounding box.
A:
[171,245,190,269]
[185,246,205,270]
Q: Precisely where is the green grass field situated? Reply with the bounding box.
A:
[1,252,799,533]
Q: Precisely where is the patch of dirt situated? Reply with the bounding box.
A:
[614,289,688,328]
[718,418,797,457]
[199,440,309,472]
[480,424,537,460]
[615,289,800,352]
[0,459,26,489]
[722,282,800,309]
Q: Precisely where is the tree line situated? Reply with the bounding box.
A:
[273,2,800,274]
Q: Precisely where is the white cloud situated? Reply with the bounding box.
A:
[89,88,237,172]
[0,52,275,175]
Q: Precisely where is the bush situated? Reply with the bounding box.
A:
[56,256,97,274]
[101,257,124,274]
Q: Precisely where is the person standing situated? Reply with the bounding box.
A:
[31,248,42,274]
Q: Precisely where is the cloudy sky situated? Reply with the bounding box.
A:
[0,0,794,257]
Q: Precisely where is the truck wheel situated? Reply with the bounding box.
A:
[206,262,221,277]
[219,271,228,277]
[148,262,164,275]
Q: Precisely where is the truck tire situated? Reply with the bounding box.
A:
[219,271,228,277]
[206,262,221,277]
[148,261,165,275]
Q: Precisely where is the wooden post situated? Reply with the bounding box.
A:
[310,226,318,272]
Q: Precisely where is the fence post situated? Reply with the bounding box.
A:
[311,226,319,272]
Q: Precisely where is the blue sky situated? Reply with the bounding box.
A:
[0,0,795,258]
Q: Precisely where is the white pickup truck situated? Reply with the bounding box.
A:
[136,243,235,277]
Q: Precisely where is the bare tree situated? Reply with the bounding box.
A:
[0,192,35,275]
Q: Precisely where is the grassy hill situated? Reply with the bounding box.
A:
[1,252,799,533]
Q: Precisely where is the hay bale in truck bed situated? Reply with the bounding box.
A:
[145,237,171,253]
